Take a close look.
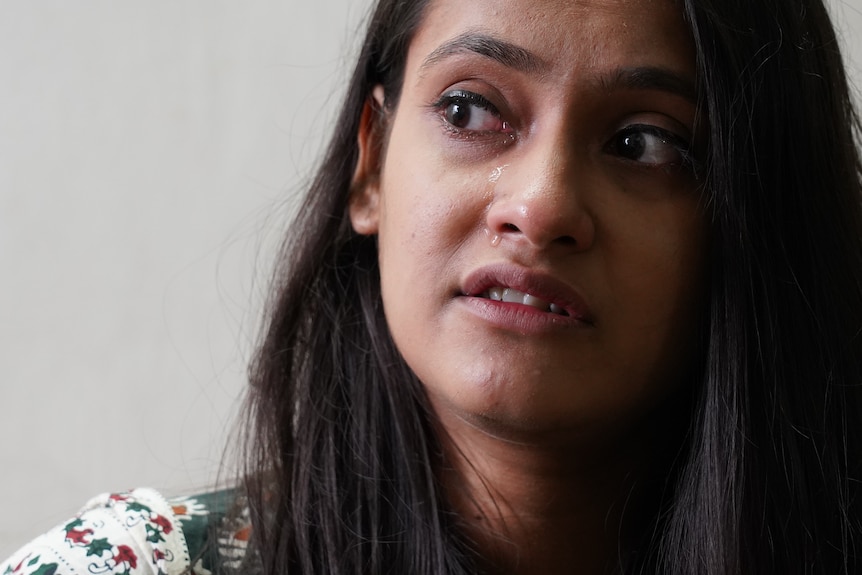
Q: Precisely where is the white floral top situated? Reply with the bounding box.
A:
[0,488,252,575]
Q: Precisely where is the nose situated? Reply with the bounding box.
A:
[485,138,595,253]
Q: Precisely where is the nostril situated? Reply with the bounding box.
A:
[503,223,520,232]
[556,235,577,246]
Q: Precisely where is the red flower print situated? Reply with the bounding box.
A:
[151,514,173,534]
[11,556,28,572]
[108,493,129,503]
[235,525,251,542]
[153,549,166,561]
[113,545,138,569]
[64,528,94,545]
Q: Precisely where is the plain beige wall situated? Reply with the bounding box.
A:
[834,0,862,94]
[0,0,860,558]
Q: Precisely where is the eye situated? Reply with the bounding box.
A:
[433,90,511,134]
[607,124,695,169]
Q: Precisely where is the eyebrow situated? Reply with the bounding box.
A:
[420,31,547,74]
[420,31,697,105]
[601,66,697,104]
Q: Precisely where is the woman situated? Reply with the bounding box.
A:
[4,0,862,573]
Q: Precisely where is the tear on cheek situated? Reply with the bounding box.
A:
[488,164,509,183]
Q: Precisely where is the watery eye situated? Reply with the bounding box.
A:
[437,91,508,133]
[610,126,689,167]
[444,101,471,128]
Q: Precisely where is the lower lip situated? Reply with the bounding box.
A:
[456,295,591,334]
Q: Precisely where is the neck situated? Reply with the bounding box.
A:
[435,408,677,575]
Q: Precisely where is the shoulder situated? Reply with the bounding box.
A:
[168,490,252,574]
[0,487,250,575]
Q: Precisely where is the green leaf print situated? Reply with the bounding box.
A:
[125,502,152,514]
[62,518,84,532]
[145,524,165,544]
[86,537,113,557]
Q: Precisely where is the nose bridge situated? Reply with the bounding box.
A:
[527,135,575,204]
[486,129,594,251]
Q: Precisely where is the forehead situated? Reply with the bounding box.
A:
[408,0,694,85]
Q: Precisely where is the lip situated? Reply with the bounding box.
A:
[458,264,595,332]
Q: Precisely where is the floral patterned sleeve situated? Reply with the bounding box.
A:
[0,489,247,575]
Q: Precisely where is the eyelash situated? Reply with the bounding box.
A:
[431,89,701,174]
[434,89,495,112]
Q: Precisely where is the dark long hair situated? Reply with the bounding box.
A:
[658,0,862,572]
[241,0,862,572]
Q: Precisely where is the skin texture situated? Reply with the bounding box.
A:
[351,0,708,571]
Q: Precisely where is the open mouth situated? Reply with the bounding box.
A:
[480,287,570,316]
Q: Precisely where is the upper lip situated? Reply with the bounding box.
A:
[460,264,595,324]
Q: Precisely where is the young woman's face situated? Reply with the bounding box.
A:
[351,0,707,440]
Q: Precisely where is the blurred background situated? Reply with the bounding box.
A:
[0,0,860,557]
[0,0,372,555]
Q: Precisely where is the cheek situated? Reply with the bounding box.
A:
[375,168,454,324]
[376,151,492,277]
[605,200,708,371]
[607,192,705,292]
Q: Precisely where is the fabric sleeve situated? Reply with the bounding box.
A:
[0,488,193,575]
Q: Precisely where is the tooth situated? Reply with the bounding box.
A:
[487,287,504,301]
[549,303,566,315]
[502,288,525,303]
[523,293,549,310]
